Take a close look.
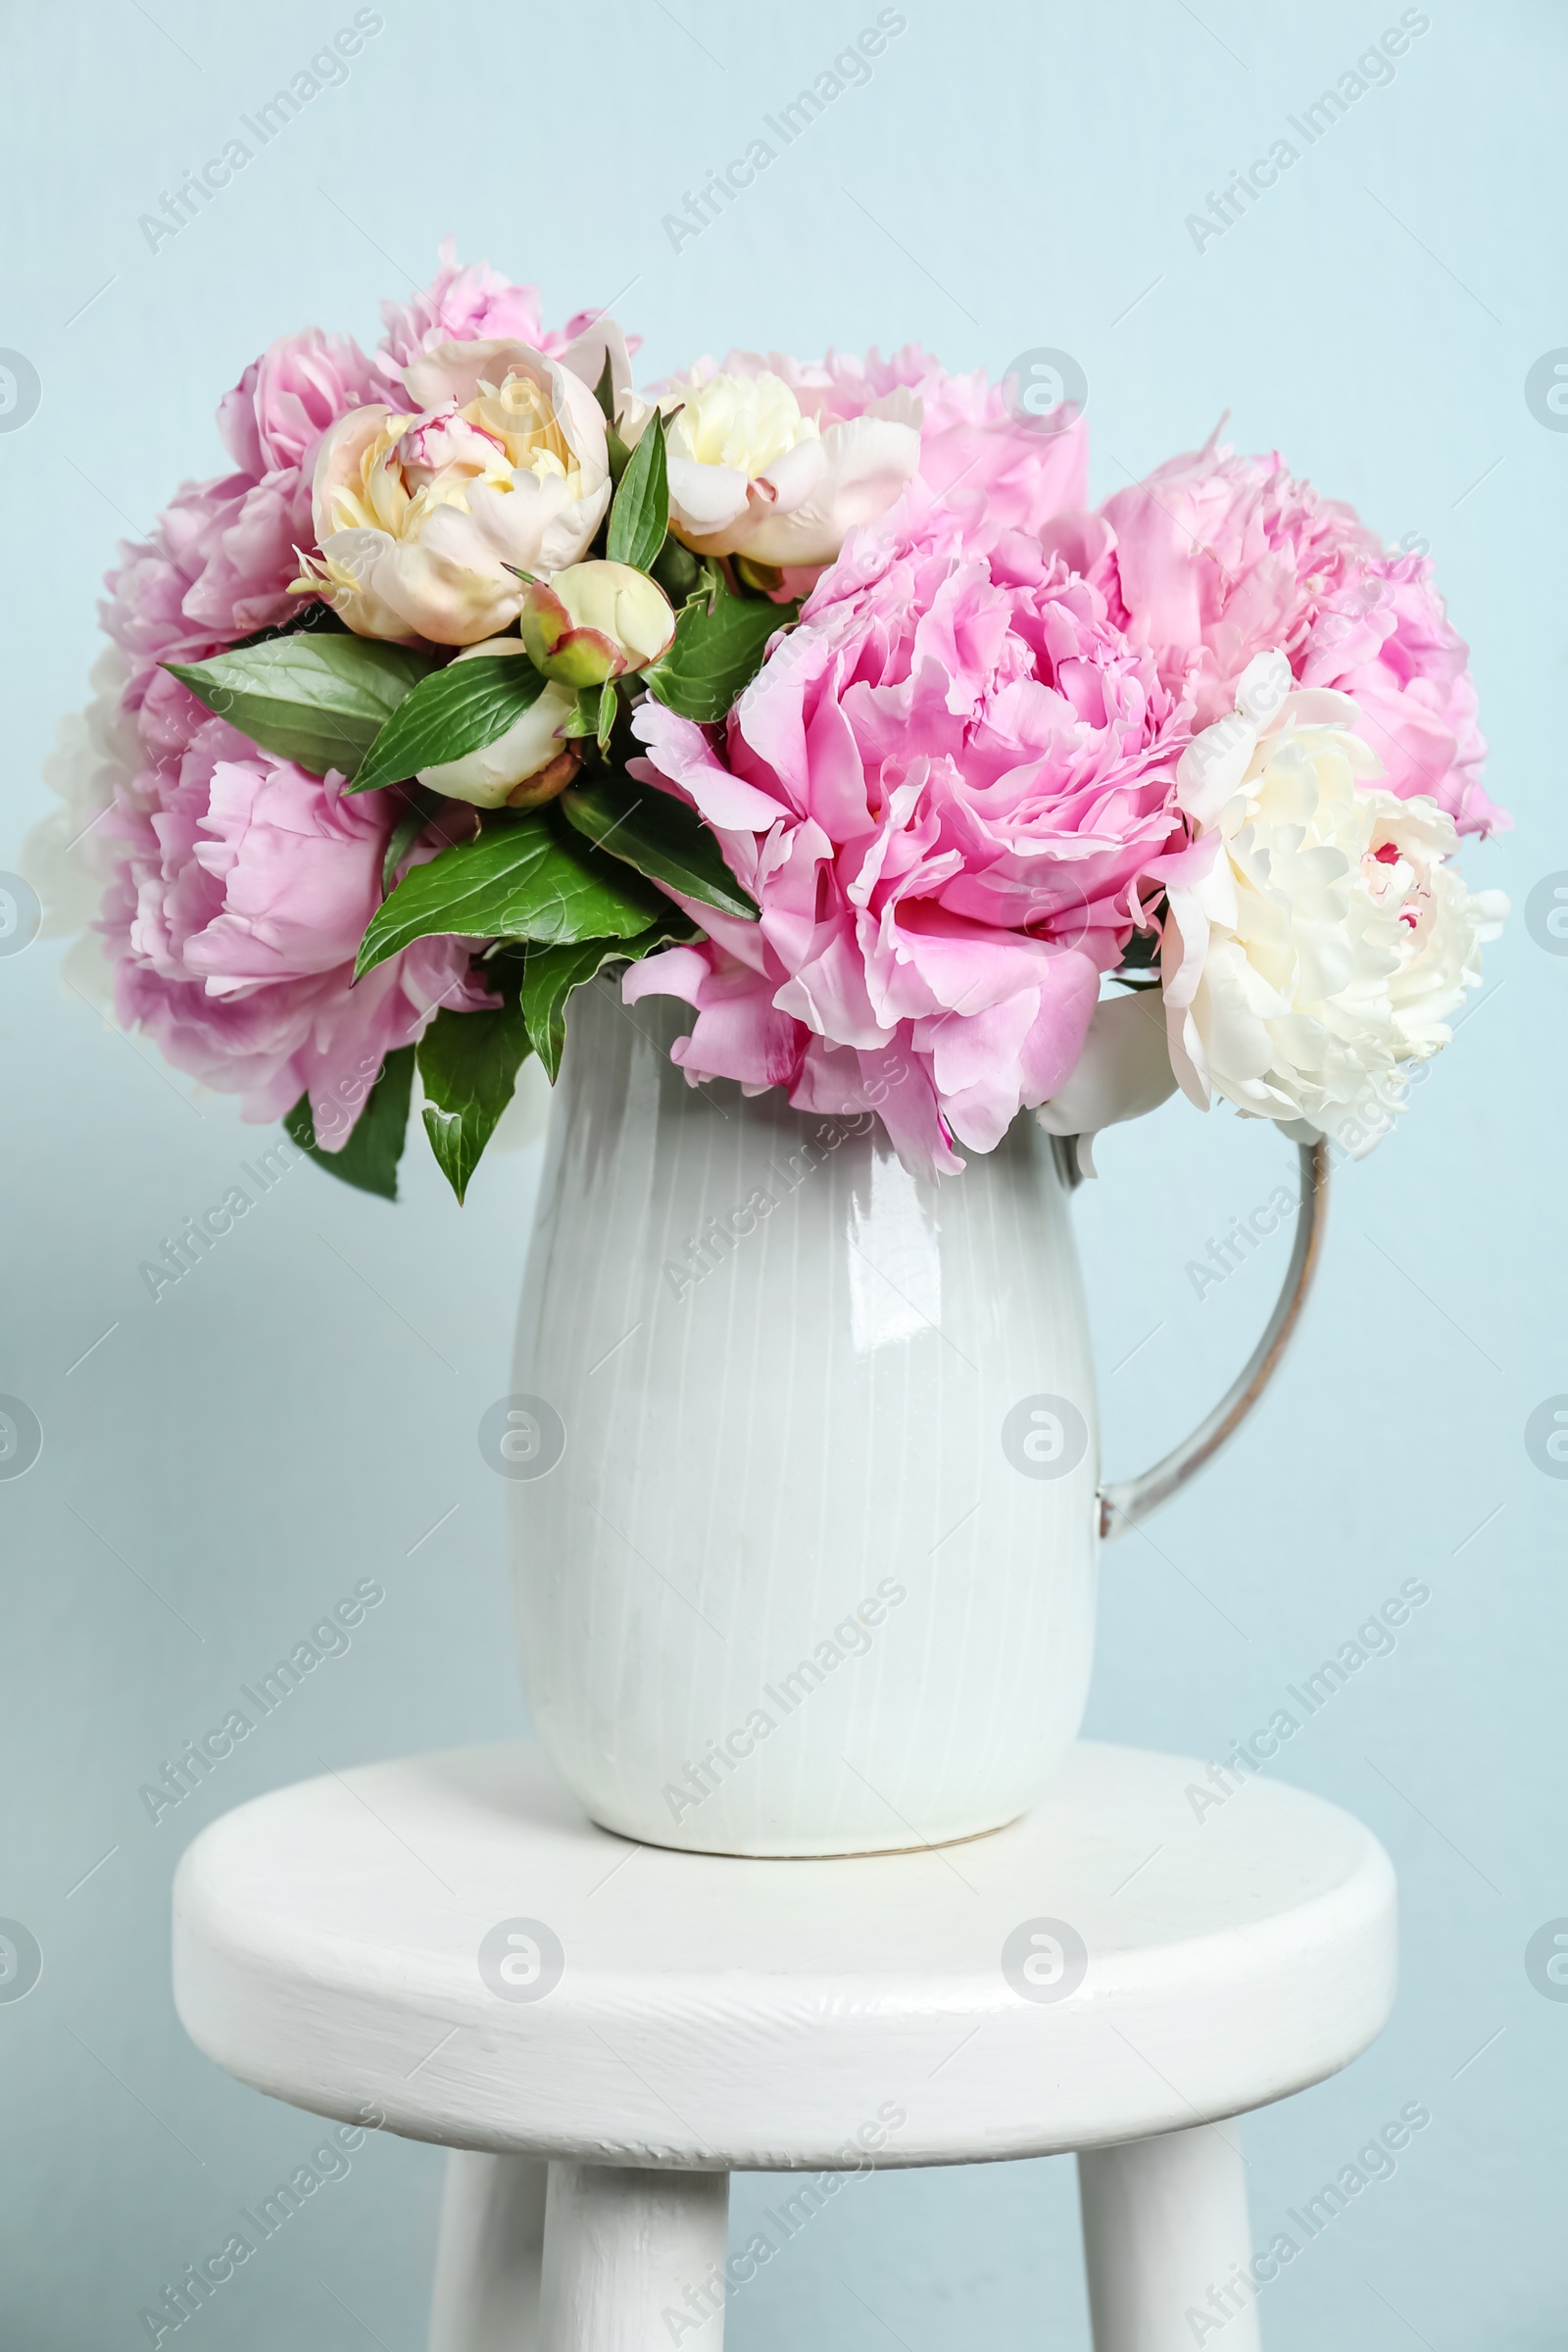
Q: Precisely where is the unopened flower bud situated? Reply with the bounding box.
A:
[519,561,675,687]
[416,639,577,808]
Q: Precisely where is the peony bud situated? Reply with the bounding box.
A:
[518,562,675,687]
[416,639,579,808]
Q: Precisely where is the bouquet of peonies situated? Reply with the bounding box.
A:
[33,245,1507,1199]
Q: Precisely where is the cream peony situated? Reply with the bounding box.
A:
[1161,651,1506,1156]
[654,367,921,566]
[415,640,578,808]
[297,337,614,645]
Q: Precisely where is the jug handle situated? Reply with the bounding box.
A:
[1096,1138,1329,1541]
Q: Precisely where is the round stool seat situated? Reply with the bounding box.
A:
[172,1739,1396,2172]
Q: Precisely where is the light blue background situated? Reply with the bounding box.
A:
[2,2,1562,2344]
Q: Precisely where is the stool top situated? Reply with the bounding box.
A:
[172,1740,1396,2170]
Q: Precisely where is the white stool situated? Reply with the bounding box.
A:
[172,1740,1396,2351]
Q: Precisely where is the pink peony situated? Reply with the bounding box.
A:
[623,488,1197,1174]
[93,248,589,1147]
[218,327,382,478]
[375,237,581,381]
[1296,550,1497,838]
[1074,431,1502,836]
[101,324,380,748]
[105,717,480,1139]
[101,246,581,729]
[377,244,545,376]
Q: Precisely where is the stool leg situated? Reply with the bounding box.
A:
[1078,2124,1261,2352]
[427,2152,550,2351]
[538,2162,730,2351]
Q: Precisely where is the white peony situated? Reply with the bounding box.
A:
[652,367,921,566]
[1161,650,1506,1157]
[21,645,139,1004]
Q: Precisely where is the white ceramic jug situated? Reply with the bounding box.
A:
[509,976,1323,1857]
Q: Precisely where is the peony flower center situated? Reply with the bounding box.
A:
[397,402,511,490]
[666,369,819,478]
[323,371,586,550]
[466,370,580,490]
[1363,834,1426,935]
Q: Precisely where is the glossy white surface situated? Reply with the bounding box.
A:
[172,1738,1397,2171]
[510,978,1101,1855]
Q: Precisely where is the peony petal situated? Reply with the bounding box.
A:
[629,704,784,834]
[1036,986,1177,1138]
[310,405,394,545]
[736,408,921,566]
[402,337,551,411]
[753,436,829,516]
[559,316,634,410]
[665,452,753,536]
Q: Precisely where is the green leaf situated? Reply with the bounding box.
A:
[606,414,669,573]
[355,809,666,979]
[644,574,798,725]
[167,637,435,779]
[380,785,445,900]
[416,990,533,1204]
[229,599,351,652]
[349,653,550,796]
[560,775,759,919]
[651,536,703,604]
[564,688,600,739]
[588,355,637,486]
[282,1047,415,1200]
[514,917,699,1082]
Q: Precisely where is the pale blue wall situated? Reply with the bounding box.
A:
[2,3,1562,2345]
